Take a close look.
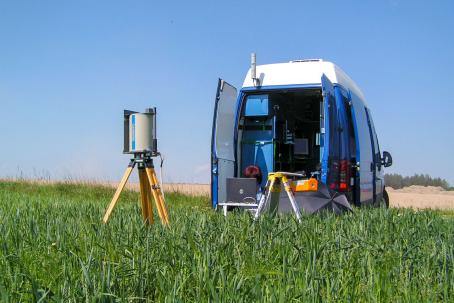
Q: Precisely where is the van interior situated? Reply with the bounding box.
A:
[237,89,323,187]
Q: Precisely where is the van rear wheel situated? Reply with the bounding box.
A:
[382,189,390,208]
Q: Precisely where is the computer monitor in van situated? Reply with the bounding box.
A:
[294,138,309,156]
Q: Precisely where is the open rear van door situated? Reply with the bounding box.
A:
[345,90,361,205]
[211,79,237,208]
[349,93,374,205]
[321,75,340,187]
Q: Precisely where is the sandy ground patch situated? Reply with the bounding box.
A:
[0,178,211,197]
[113,182,210,196]
[387,185,454,210]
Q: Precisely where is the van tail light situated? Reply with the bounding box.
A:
[328,159,350,191]
[339,160,350,191]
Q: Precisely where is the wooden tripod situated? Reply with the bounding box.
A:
[102,157,169,225]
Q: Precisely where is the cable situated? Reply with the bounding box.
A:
[157,152,165,199]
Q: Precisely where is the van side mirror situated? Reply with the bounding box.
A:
[381,151,393,167]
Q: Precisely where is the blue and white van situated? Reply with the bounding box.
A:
[211,58,392,209]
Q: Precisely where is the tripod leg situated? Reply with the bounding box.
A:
[149,169,169,223]
[254,178,275,221]
[145,167,169,225]
[144,175,154,224]
[103,163,135,224]
[282,178,302,223]
[138,168,151,224]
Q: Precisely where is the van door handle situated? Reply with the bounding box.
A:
[212,160,218,175]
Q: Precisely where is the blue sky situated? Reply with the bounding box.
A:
[0,1,453,184]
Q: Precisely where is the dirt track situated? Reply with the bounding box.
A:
[387,186,454,210]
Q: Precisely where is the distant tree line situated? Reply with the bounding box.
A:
[385,173,452,190]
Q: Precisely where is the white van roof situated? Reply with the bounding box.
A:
[242,59,366,101]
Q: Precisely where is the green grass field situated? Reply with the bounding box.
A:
[0,181,453,302]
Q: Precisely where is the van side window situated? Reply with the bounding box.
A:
[371,122,381,170]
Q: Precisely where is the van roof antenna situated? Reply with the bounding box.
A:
[251,52,260,86]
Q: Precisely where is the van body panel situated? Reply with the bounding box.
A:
[242,61,366,103]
